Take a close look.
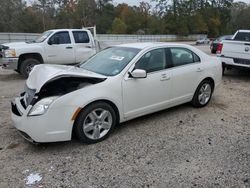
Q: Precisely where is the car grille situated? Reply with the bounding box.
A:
[233,58,250,65]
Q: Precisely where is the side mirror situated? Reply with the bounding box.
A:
[48,40,52,45]
[129,69,147,79]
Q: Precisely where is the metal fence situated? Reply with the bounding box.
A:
[0,32,207,44]
[0,33,40,43]
[97,34,207,42]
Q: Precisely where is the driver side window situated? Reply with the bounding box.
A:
[134,48,166,73]
[49,31,71,44]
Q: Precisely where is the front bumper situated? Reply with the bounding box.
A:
[219,56,250,68]
[0,57,19,70]
[11,96,77,143]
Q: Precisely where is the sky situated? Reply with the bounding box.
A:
[113,0,250,6]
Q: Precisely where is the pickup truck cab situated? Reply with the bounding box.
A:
[0,29,96,77]
[217,30,250,74]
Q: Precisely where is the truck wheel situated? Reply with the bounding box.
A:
[20,58,40,78]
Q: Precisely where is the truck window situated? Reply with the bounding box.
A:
[234,32,250,42]
[73,31,90,43]
[49,31,71,44]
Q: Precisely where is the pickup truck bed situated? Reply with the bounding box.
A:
[218,30,250,72]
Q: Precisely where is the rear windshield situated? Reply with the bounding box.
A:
[234,32,250,41]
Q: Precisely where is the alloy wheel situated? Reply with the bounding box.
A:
[83,108,112,140]
[198,83,212,105]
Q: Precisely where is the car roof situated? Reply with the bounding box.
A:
[238,30,250,33]
[48,29,89,32]
[115,42,192,50]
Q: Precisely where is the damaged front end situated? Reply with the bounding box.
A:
[10,64,108,143]
[12,75,106,117]
[37,76,105,101]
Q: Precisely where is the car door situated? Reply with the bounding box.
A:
[169,47,204,103]
[122,48,172,119]
[72,31,96,63]
[45,31,75,64]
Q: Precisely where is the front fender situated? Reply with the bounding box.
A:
[53,80,124,122]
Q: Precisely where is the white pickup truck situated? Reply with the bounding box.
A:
[217,30,250,74]
[0,29,96,77]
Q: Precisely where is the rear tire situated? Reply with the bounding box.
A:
[19,58,40,78]
[192,80,213,108]
[74,102,117,144]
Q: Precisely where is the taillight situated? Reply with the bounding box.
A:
[216,43,223,54]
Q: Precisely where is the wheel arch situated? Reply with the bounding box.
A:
[18,53,44,71]
[72,99,121,138]
[201,77,215,92]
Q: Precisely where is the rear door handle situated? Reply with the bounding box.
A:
[196,68,204,72]
[66,46,73,49]
[161,73,171,81]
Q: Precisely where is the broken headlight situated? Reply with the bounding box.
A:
[28,96,59,116]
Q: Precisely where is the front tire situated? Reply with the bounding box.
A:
[74,102,117,144]
[19,58,40,78]
[192,80,213,108]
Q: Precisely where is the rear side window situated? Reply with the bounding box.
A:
[73,31,90,43]
[135,48,166,73]
[170,48,200,67]
[234,32,250,41]
[49,31,71,44]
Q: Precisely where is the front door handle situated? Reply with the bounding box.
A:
[196,68,204,72]
[161,73,171,81]
[66,46,73,49]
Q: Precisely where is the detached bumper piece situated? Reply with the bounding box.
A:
[11,97,37,143]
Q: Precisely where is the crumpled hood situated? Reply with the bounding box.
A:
[26,64,107,91]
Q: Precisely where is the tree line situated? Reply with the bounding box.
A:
[0,0,249,37]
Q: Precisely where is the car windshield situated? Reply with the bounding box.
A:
[79,47,141,76]
[29,31,53,43]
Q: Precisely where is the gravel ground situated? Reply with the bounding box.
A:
[0,45,249,188]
